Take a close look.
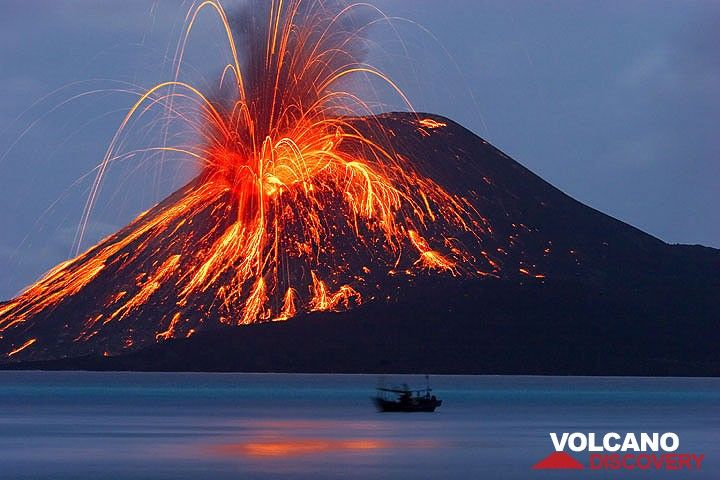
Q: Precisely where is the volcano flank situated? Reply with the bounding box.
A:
[1,113,718,374]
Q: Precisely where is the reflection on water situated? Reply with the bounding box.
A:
[203,416,441,459]
[203,415,445,458]
[213,438,391,457]
[0,372,717,479]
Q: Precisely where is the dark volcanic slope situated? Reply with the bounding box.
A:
[10,279,718,375]
[1,112,718,370]
[374,114,717,284]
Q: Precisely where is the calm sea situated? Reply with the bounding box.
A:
[0,372,716,479]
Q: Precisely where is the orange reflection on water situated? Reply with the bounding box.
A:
[210,437,438,458]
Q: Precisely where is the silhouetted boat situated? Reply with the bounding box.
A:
[372,379,442,412]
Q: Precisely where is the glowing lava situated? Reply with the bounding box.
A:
[0,0,521,360]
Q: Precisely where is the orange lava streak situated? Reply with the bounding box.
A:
[274,287,298,321]
[0,257,105,331]
[156,312,182,341]
[309,272,361,312]
[108,254,181,323]
[241,277,270,325]
[309,272,331,311]
[418,118,447,129]
[408,230,456,272]
[7,338,36,357]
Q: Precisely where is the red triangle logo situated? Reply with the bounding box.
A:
[532,451,585,470]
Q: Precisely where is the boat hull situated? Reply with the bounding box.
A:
[373,396,442,412]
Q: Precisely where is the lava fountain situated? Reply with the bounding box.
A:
[0,0,501,360]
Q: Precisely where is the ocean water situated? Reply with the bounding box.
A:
[0,372,716,479]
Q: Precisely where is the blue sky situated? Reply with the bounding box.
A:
[0,0,718,298]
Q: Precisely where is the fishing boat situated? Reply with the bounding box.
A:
[372,378,442,412]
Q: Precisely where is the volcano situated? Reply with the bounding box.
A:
[1,112,718,373]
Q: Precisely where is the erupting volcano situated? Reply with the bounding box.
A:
[1,1,718,370]
[0,0,506,361]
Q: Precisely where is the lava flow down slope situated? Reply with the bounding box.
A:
[0,0,718,366]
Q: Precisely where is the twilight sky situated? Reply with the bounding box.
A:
[0,0,717,298]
